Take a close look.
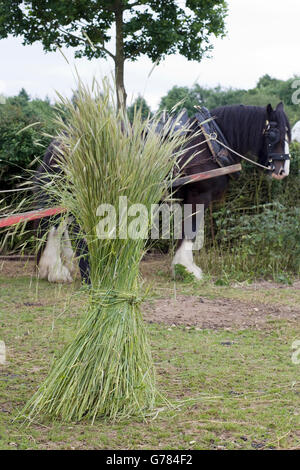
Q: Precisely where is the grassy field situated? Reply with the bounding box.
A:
[0,256,299,450]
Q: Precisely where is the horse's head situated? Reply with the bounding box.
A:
[261,102,291,180]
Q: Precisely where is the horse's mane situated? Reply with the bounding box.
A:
[210,104,291,158]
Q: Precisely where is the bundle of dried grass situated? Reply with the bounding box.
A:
[23,78,189,422]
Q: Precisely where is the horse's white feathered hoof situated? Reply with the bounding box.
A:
[188,264,203,280]
[171,239,203,281]
[37,261,49,280]
[47,263,73,283]
[37,226,74,283]
[171,262,203,280]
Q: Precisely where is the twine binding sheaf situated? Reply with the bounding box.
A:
[90,289,147,307]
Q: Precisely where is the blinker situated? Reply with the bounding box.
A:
[264,120,290,173]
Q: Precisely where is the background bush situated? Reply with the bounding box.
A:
[0,89,56,190]
[158,74,300,125]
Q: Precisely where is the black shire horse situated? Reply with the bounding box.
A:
[34,102,291,283]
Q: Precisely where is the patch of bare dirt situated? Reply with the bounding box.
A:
[141,252,170,277]
[0,258,80,280]
[0,259,36,278]
[1,256,299,329]
[143,295,300,329]
[291,280,300,290]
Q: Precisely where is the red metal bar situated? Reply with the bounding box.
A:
[172,163,242,188]
[0,206,66,228]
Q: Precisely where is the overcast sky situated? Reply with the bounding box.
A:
[0,0,300,109]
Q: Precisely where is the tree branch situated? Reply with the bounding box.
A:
[58,27,116,61]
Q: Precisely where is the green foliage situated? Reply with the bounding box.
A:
[211,203,300,278]
[173,263,197,283]
[0,1,228,61]
[159,83,247,115]
[159,86,199,116]
[127,95,152,123]
[0,89,55,188]
[158,75,300,124]
[220,142,300,212]
[251,74,300,125]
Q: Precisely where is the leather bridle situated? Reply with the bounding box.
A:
[263,120,290,173]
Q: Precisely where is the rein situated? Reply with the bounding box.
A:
[208,133,272,171]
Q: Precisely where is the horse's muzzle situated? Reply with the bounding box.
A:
[271,157,290,180]
[271,171,287,180]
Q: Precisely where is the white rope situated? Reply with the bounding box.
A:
[208,133,271,171]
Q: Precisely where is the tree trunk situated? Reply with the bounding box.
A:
[114,2,127,110]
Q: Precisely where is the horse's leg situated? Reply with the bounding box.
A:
[38,220,73,283]
[61,222,77,277]
[36,216,53,280]
[172,238,203,279]
[34,217,49,276]
[72,222,91,285]
[171,188,211,280]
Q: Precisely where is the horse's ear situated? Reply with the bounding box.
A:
[276,102,284,112]
[266,104,273,117]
